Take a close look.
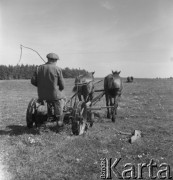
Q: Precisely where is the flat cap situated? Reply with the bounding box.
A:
[46,53,59,60]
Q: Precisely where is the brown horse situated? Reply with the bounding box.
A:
[73,72,95,102]
[104,71,123,122]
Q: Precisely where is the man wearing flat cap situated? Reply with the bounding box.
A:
[31,53,65,127]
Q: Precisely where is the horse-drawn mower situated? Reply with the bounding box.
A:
[26,79,141,143]
[21,45,141,141]
[26,80,117,135]
[26,96,92,135]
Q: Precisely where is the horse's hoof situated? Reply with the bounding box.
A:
[107,115,110,119]
[111,116,116,122]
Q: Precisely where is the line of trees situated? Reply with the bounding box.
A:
[0,65,88,80]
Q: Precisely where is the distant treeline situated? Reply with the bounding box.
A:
[0,65,88,80]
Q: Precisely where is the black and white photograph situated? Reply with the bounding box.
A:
[0,0,173,179]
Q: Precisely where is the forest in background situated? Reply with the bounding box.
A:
[0,65,88,80]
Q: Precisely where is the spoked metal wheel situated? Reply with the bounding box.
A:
[71,101,88,135]
[26,98,38,128]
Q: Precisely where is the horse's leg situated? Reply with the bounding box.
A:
[111,97,116,122]
[78,92,82,101]
[82,87,87,102]
[106,93,110,119]
[115,96,118,115]
[110,97,113,106]
[110,97,114,119]
[87,92,93,102]
[90,84,94,101]
[83,94,87,102]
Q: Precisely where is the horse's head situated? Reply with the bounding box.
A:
[108,70,122,90]
[85,71,95,77]
[112,70,121,76]
[77,71,94,83]
[72,71,95,92]
[88,71,95,81]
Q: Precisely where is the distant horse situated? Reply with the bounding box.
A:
[104,71,123,122]
[127,76,134,83]
[73,72,95,102]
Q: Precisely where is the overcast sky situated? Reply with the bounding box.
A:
[1,0,173,78]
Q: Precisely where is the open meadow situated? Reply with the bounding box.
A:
[0,78,173,179]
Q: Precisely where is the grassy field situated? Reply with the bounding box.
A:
[0,78,173,180]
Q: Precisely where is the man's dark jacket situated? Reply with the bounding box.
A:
[31,62,65,101]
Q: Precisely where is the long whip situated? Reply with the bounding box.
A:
[17,44,46,65]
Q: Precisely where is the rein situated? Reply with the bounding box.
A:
[75,81,92,86]
[75,79,103,86]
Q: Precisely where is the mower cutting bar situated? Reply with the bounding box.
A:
[87,106,114,111]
